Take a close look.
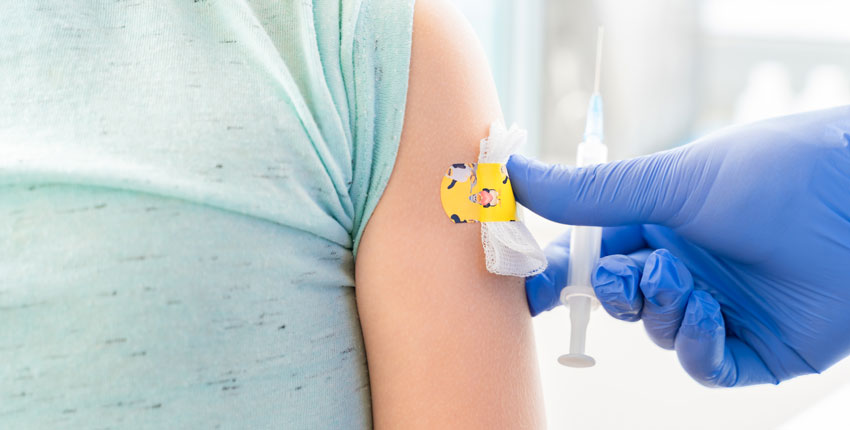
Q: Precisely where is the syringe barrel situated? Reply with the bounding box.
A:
[564,225,603,302]
[562,137,608,304]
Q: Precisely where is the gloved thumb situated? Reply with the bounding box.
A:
[506,150,696,226]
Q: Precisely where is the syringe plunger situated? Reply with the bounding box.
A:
[557,295,596,367]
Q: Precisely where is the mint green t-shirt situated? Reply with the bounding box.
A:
[0,0,414,428]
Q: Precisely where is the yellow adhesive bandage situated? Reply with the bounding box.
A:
[440,162,517,223]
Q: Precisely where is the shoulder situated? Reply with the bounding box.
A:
[358,0,503,255]
[354,0,503,253]
[406,0,503,149]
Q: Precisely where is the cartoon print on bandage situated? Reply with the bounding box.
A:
[445,163,477,191]
[470,188,499,207]
[441,162,517,223]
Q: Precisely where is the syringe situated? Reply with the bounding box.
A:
[558,26,608,368]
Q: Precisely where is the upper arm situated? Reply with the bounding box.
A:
[354,0,545,428]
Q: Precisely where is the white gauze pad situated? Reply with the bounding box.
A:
[478,121,547,277]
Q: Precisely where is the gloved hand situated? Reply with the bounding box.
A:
[507,106,850,387]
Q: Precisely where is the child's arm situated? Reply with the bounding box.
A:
[355,0,545,428]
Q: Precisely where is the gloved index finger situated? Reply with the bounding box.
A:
[506,152,692,227]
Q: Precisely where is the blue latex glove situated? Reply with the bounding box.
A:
[507,106,850,387]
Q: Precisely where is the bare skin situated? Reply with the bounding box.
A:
[355,0,546,428]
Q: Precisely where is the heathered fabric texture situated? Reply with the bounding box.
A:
[0,1,414,428]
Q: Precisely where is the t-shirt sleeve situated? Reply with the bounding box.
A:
[338,0,416,255]
[280,0,414,254]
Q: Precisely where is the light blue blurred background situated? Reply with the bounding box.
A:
[456,0,850,160]
[453,1,850,428]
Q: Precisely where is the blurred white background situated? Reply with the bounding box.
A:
[452,0,850,428]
